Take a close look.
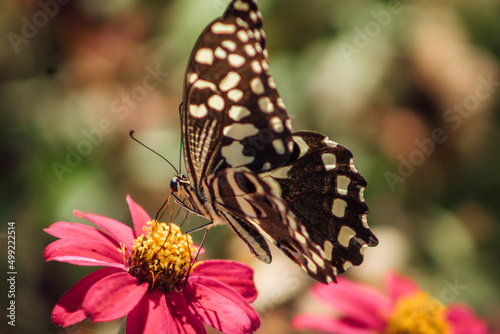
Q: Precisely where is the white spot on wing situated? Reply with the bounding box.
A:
[322,153,337,171]
[228,54,246,68]
[222,40,237,51]
[219,72,241,92]
[251,60,262,73]
[237,30,249,43]
[269,165,291,179]
[228,105,251,121]
[293,136,309,157]
[349,158,358,173]
[311,252,326,269]
[207,95,225,111]
[343,261,353,271]
[360,244,368,255]
[228,89,244,102]
[332,199,347,218]
[324,137,338,147]
[269,117,284,133]
[195,48,214,65]
[258,97,274,113]
[236,17,249,28]
[223,123,259,140]
[294,231,307,245]
[268,77,276,89]
[324,240,333,261]
[305,257,317,274]
[261,59,269,71]
[192,79,218,91]
[221,141,254,166]
[212,22,236,34]
[233,0,250,11]
[249,11,258,23]
[338,226,355,247]
[272,139,285,155]
[214,47,227,59]
[359,187,365,202]
[189,104,208,118]
[361,214,369,229]
[337,175,351,195]
[188,73,198,84]
[250,78,265,95]
[245,44,256,57]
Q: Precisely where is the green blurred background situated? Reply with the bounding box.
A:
[1,0,499,333]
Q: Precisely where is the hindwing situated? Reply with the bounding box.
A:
[204,167,338,283]
[262,131,379,274]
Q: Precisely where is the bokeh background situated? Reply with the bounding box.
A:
[1,0,499,333]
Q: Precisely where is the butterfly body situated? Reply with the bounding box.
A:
[171,0,377,283]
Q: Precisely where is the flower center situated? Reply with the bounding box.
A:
[385,292,450,334]
[128,221,196,291]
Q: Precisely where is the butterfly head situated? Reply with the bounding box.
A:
[170,174,189,193]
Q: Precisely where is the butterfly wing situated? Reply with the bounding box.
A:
[182,0,294,186]
[204,167,338,283]
[264,131,378,274]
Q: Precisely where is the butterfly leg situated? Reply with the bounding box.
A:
[184,221,214,234]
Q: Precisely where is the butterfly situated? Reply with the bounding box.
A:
[170,0,378,283]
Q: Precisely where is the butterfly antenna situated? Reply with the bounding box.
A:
[129,130,179,175]
[178,103,184,174]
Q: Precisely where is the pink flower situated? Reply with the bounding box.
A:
[293,272,492,334]
[45,195,260,334]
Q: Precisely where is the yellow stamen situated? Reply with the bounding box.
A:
[385,292,450,334]
[127,220,197,291]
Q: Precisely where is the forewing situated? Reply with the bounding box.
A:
[264,131,378,274]
[204,167,338,283]
[182,0,294,186]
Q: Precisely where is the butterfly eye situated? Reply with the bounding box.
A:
[170,178,179,192]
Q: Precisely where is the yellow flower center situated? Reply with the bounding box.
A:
[385,292,450,334]
[127,220,196,291]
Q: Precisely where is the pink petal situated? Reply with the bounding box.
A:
[127,290,170,334]
[74,210,135,251]
[52,267,123,327]
[191,260,257,302]
[45,222,120,246]
[183,281,253,334]
[83,271,148,322]
[44,239,126,268]
[386,271,420,303]
[313,278,390,330]
[165,291,207,334]
[293,314,378,334]
[188,276,260,331]
[447,304,490,334]
[126,195,151,237]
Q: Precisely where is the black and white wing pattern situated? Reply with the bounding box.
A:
[181,0,294,187]
[262,131,378,276]
[171,0,378,284]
